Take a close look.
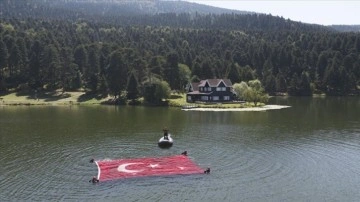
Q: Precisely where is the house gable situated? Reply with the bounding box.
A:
[217,80,226,87]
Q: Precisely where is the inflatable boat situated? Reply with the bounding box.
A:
[158,135,173,148]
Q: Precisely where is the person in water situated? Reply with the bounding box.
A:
[204,168,210,174]
[163,128,169,140]
[89,176,99,183]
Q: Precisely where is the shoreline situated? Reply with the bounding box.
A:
[181,105,291,111]
[0,92,291,111]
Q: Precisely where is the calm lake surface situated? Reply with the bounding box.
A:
[1,97,360,202]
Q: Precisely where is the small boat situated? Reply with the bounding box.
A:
[158,134,173,148]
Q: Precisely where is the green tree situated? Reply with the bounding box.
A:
[299,71,312,95]
[275,73,287,92]
[155,80,171,102]
[200,58,214,79]
[233,81,249,100]
[59,47,75,90]
[143,82,157,104]
[239,65,255,82]
[41,44,61,90]
[244,79,269,106]
[143,80,170,104]
[315,51,328,90]
[126,71,140,101]
[74,45,88,87]
[8,43,21,78]
[16,38,27,78]
[263,73,276,94]
[106,50,128,97]
[164,52,179,89]
[0,39,7,91]
[228,63,241,84]
[28,40,43,89]
[87,45,100,92]
[0,40,8,77]
[178,63,191,91]
[288,73,300,95]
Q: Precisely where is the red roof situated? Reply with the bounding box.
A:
[190,82,199,91]
[197,79,232,87]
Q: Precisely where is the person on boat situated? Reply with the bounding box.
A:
[181,151,187,156]
[163,128,169,140]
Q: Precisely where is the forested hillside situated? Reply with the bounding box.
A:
[0,0,359,97]
[330,25,360,33]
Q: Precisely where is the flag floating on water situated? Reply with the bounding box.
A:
[95,155,204,181]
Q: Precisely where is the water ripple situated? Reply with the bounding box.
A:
[1,109,360,201]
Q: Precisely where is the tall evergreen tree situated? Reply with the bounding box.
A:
[0,40,8,77]
[126,71,140,101]
[164,52,179,89]
[299,71,312,95]
[8,44,21,78]
[275,73,287,92]
[106,50,128,97]
[74,45,88,87]
[28,40,43,89]
[41,44,61,90]
[87,45,100,92]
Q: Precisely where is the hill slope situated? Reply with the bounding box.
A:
[0,0,251,19]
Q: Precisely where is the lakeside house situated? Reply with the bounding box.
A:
[186,79,235,103]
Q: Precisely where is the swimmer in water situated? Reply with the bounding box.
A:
[89,176,99,183]
[204,168,210,174]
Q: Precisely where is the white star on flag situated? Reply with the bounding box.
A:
[148,164,159,168]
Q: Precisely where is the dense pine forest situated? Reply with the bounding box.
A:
[0,0,359,99]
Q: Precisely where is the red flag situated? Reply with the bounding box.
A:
[95,155,204,181]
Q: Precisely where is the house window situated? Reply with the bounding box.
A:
[224,96,230,100]
[201,96,209,101]
[199,87,203,91]
[212,96,219,101]
[187,96,192,101]
[207,87,211,91]
[216,87,221,91]
[222,87,226,91]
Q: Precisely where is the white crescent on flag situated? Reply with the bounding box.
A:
[117,163,144,173]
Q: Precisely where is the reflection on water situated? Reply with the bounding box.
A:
[1,97,360,201]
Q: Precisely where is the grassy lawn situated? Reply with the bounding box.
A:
[1,91,264,108]
[0,91,109,106]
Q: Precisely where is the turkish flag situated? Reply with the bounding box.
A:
[95,155,204,181]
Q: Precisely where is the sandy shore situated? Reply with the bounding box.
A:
[181,105,291,111]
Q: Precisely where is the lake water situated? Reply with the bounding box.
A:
[1,97,360,202]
